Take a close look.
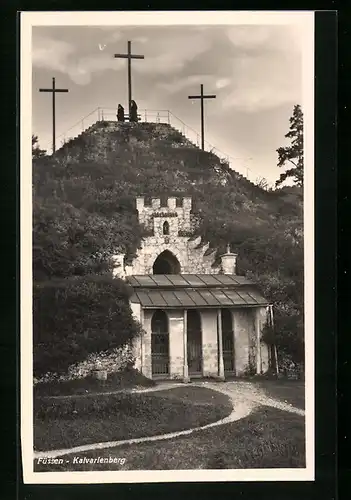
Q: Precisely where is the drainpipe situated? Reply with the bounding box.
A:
[140,308,144,375]
[183,309,190,383]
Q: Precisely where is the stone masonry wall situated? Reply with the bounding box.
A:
[136,196,193,232]
[123,196,220,275]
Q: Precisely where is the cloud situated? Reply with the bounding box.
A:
[32,25,301,107]
[218,26,301,112]
[67,54,124,85]
[216,78,231,89]
[32,33,125,85]
[32,35,76,73]
[134,32,212,75]
[157,74,211,94]
[222,52,300,112]
[226,25,300,53]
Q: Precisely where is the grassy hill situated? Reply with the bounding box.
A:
[33,120,304,373]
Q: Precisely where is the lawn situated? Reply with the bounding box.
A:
[34,386,233,452]
[34,406,305,471]
[34,368,155,398]
[256,379,305,410]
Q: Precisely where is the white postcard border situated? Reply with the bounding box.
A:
[21,10,315,484]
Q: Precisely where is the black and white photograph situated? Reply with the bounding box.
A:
[21,11,315,483]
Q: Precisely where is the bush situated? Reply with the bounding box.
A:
[33,274,141,377]
[33,344,136,385]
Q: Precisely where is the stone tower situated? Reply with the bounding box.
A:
[112,196,238,277]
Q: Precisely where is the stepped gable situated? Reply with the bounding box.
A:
[113,195,222,278]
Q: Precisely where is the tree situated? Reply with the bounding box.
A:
[32,135,47,159]
[33,274,141,376]
[275,105,304,187]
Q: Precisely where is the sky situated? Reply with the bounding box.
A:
[32,23,303,184]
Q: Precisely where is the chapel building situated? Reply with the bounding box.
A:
[113,196,271,382]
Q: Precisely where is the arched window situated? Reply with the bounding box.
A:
[221,309,234,373]
[153,250,181,274]
[163,221,170,235]
[151,310,168,334]
[151,310,169,376]
[187,310,202,375]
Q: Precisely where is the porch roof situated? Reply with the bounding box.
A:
[128,274,268,309]
[128,274,254,288]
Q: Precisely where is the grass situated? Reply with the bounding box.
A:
[34,386,232,452]
[34,406,305,471]
[256,379,305,410]
[34,368,155,398]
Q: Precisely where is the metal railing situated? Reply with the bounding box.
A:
[56,107,263,184]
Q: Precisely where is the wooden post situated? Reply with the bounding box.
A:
[183,309,189,382]
[217,309,225,380]
[255,309,262,374]
[140,308,145,375]
[269,304,279,376]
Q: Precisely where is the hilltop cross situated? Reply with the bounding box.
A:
[114,41,145,119]
[188,84,216,150]
[39,77,69,154]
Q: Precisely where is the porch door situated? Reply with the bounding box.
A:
[151,310,169,377]
[187,310,202,376]
[222,309,235,373]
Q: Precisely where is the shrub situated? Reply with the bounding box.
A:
[33,274,141,377]
[33,344,136,385]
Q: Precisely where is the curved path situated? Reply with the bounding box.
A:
[34,381,304,460]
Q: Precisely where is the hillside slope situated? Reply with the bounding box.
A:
[33,120,304,369]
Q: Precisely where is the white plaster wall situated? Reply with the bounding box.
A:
[168,310,185,380]
[129,301,142,371]
[141,309,153,379]
[200,309,219,377]
[257,306,270,374]
[233,309,252,375]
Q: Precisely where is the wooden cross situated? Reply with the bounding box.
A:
[114,41,145,118]
[188,84,216,150]
[39,77,69,154]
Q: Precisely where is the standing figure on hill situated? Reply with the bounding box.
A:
[130,100,138,122]
[117,104,125,122]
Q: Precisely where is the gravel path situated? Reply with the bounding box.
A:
[34,380,304,460]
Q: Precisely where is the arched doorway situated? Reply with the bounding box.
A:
[151,310,169,377]
[187,310,202,376]
[222,309,235,373]
[153,250,181,274]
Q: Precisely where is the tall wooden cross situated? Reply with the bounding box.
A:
[114,41,145,118]
[188,84,216,150]
[39,77,69,154]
